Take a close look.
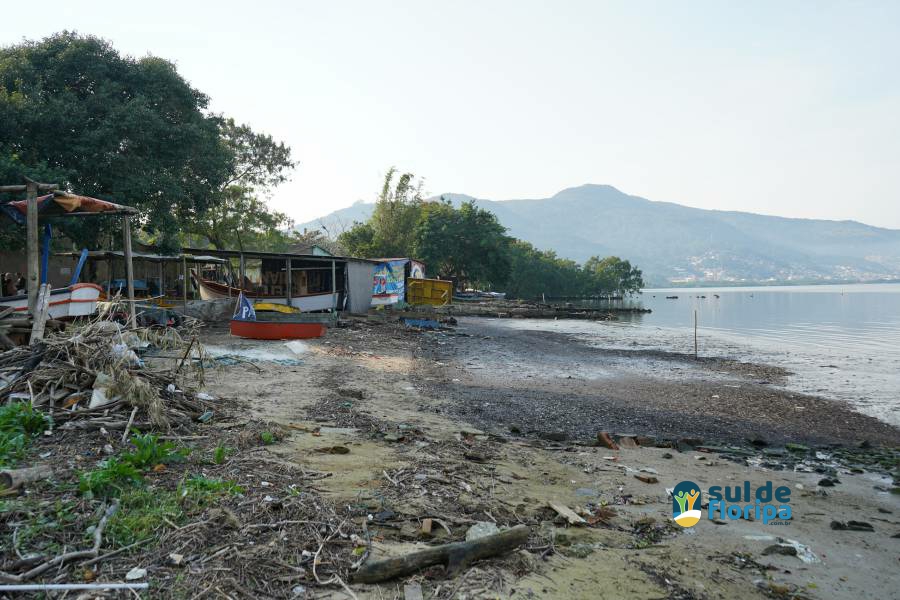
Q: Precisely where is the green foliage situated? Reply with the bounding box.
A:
[107,487,182,546]
[0,32,296,254]
[339,167,425,258]
[77,433,188,498]
[178,475,243,511]
[99,477,243,545]
[259,431,276,445]
[0,31,232,251]
[583,256,644,295]
[0,402,50,467]
[414,200,511,289]
[0,433,26,469]
[184,118,297,251]
[78,458,144,498]
[505,240,586,299]
[212,444,228,465]
[0,401,50,436]
[124,432,189,469]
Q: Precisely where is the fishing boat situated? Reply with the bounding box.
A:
[195,277,338,312]
[0,283,103,319]
[229,293,328,340]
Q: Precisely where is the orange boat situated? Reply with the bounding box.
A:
[229,319,326,340]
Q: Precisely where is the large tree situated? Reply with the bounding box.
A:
[0,32,232,251]
[339,167,424,258]
[583,256,644,295]
[184,118,296,251]
[414,199,511,289]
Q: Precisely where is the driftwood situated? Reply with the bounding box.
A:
[548,502,587,526]
[0,464,54,489]
[352,524,529,583]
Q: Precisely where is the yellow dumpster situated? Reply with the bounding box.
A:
[406,278,452,306]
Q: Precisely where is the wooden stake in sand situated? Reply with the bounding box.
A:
[694,309,698,358]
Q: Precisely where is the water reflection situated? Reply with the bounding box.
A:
[547,283,900,425]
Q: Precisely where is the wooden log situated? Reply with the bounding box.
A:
[0,465,54,489]
[352,524,529,583]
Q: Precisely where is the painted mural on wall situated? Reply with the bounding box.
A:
[372,260,407,305]
[371,259,426,305]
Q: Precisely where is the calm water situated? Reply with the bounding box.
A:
[546,283,900,426]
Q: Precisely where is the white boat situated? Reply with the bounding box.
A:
[194,277,339,312]
[0,283,103,319]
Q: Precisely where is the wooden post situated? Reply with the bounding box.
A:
[285,257,292,307]
[182,256,188,308]
[693,309,698,359]
[122,216,136,327]
[29,284,51,343]
[239,253,245,293]
[25,180,39,315]
[158,261,164,301]
[331,260,337,313]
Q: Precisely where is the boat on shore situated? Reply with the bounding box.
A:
[229,318,326,340]
[0,283,103,319]
[229,293,329,340]
[195,277,337,312]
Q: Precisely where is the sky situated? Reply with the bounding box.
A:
[3,1,900,228]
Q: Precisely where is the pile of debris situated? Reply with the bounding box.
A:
[0,316,210,431]
[0,306,66,350]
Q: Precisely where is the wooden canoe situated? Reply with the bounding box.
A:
[196,277,338,312]
[229,319,326,340]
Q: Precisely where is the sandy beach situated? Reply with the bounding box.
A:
[197,316,900,599]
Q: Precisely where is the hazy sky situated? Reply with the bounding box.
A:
[3,1,899,228]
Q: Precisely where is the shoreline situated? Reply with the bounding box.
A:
[4,316,898,599]
[418,317,900,449]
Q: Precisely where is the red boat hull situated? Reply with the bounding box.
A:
[229,319,326,340]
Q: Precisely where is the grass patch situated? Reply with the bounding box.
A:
[77,433,191,498]
[259,431,276,445]
[178,475,243,511]
[0,402,50,468]
[107,487,183,546]
[123,431,189,469]
[78,458,144,498]
[212,444,231,465]
[107,476,243,545]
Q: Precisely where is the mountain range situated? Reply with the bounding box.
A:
[295,184,900,286]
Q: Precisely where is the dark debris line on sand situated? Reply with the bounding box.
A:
[415,318,900,449]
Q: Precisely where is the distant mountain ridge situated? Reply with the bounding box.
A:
[295,184,900,285]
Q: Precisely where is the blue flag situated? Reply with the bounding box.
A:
[233,293,256,321]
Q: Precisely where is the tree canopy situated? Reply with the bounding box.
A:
[0,32,295,253]
[414,200,510,289]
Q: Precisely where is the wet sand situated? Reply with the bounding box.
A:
[199,317,899,599]
[418,318,900,447]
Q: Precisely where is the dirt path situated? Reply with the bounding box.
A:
[203,319,900,600]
